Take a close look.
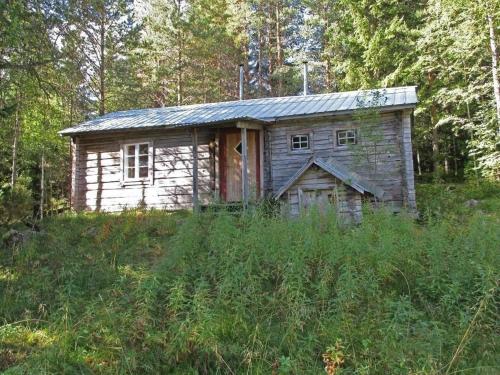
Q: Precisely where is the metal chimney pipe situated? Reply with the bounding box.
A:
[239,64,244,100]
[303,61,308,96]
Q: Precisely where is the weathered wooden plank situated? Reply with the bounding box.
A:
[82,179,213,192]
[71,137,80,210]
[241,126,249,207]
[268,112,407,208]
[400,110,417,210]
[74,126,217,212]
[192,128,199,211]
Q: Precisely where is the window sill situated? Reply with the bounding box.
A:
[121,179,152,187]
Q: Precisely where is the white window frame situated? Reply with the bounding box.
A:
[336,129,357,146]
[291,134,310,151]
[120,141,154,185]
[286,130,313,154]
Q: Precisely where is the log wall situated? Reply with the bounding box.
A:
[73,128,216,211]
[267,111,414,210]
[70,109,416,213]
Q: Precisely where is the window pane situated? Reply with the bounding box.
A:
[292,135,308,150]
[139,143,148,155]
[139,155,148,167]
[337,131,347,145]
[127,145,135,156]
[234,142,242,155]
[139,166,148,178]
[337,129,357,146]
[348,130,357,144]
[127,156,135,167]
[127,167,135,179]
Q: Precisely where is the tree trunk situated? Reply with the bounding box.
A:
[431,104,440,179]
[428,71,441,179]
[416,149,422,176]
[177,45,183,105]
[40,152,45,219]
[11,94,20,187]
[487,13,500,130]
[266,7,273,96]
[258,28,263,97]
[99,14,106,115]
[323,4,332,92]
[466,100,480,183]
[453,136,458,176]
[202,63,207,103]
[275,3,282,96]
[176,0,183,106]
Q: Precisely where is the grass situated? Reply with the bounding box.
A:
[0,183,499,374]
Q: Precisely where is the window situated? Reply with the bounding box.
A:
[123,142,151,181]
[234,141,242,155]
[336,129,357,146]
[291,134,309,151]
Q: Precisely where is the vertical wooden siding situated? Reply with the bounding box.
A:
[74,128,216,211]
[400,110,417,210]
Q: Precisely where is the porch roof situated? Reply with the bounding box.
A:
[59,86,417,136]
[274,157,385,200]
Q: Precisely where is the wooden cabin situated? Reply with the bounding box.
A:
[60,87,417,221]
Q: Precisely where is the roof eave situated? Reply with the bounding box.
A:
[58,116,272,137]
[274,157,386,201]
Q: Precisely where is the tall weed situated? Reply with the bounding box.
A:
[0,190,499,374]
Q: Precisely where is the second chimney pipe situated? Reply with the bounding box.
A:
[239,64,244,100]
[303,61,308,96]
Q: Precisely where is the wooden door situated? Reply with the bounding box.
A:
[220,129,260,202]
[299,189,337,211]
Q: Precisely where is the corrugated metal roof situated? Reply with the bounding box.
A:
[274,156,385,200]
[60,86,417,136]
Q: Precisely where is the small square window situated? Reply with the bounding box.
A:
[337,129,357,146]
[291,134,309,151]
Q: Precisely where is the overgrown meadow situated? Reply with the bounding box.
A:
[1,183,499,374]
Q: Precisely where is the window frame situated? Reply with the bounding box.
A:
[290,134,310,151]
[287,130,313,154]
[336,129,358,147]
[120,140,154,185]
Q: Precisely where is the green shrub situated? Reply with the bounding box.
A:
[0,177,33,226]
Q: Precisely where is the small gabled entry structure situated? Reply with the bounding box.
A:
[275,157,385,221]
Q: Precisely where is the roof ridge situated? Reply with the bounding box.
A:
[101,86,417,116]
